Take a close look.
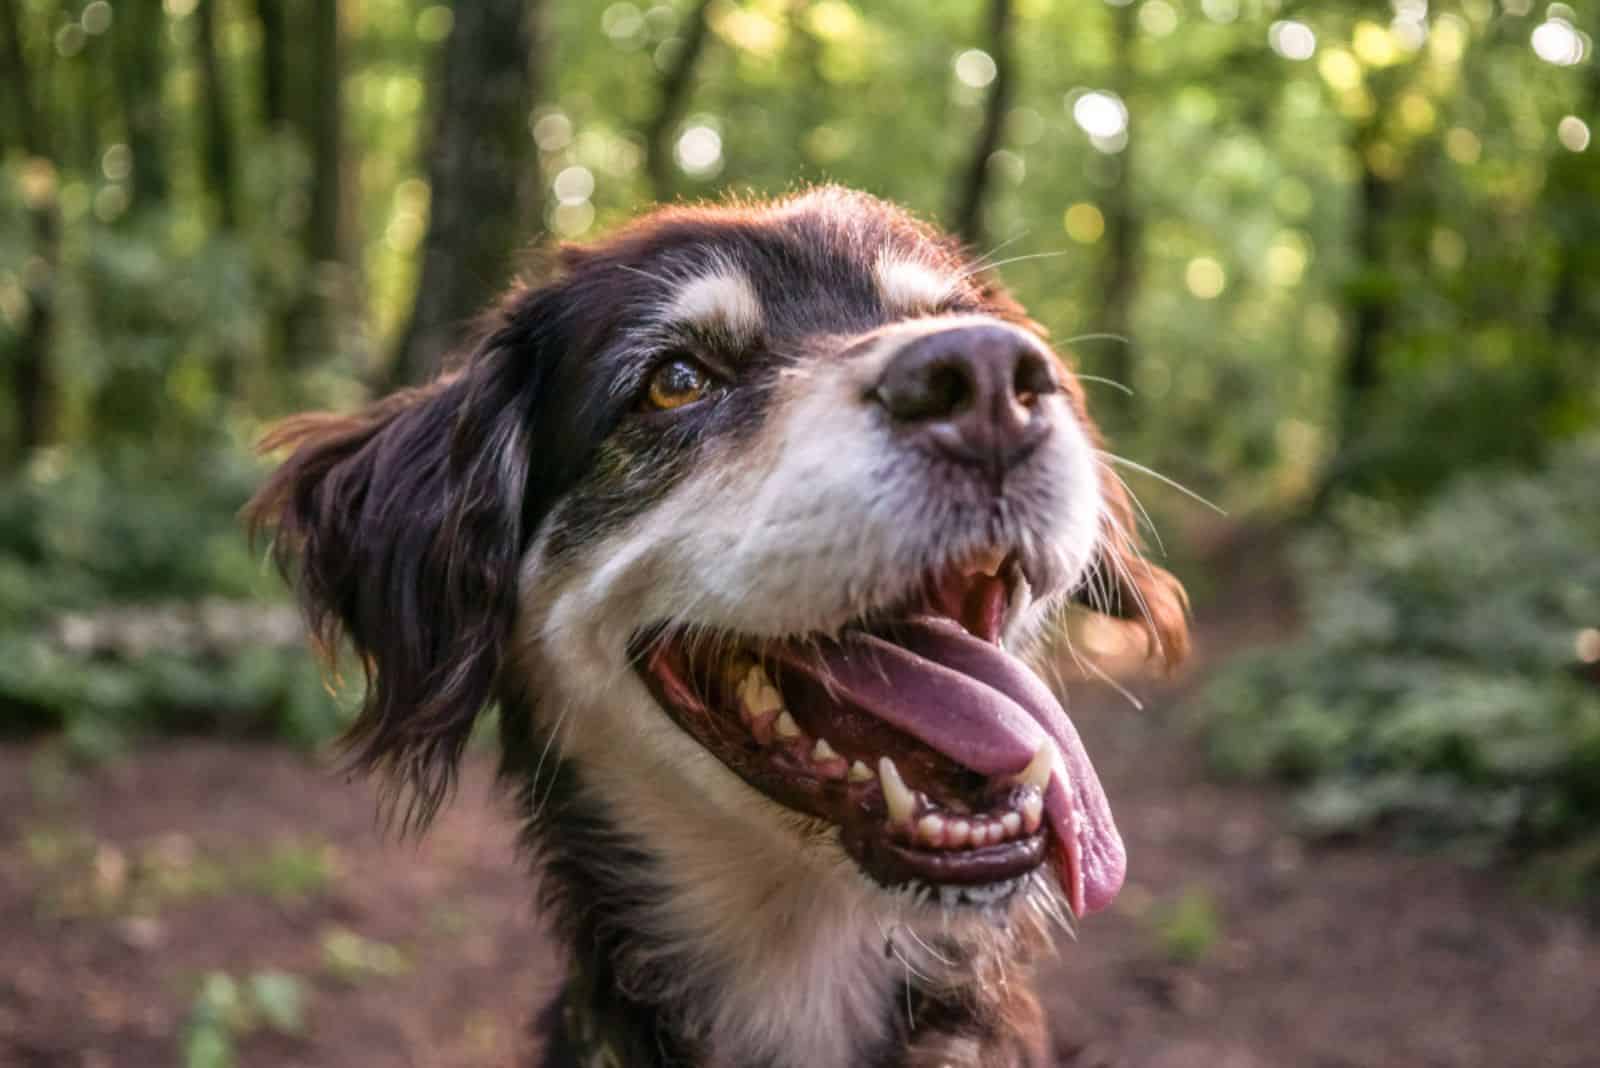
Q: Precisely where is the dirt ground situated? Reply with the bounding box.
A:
[3,622,1598,1066]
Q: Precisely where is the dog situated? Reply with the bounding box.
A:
[248,186,1187,1068]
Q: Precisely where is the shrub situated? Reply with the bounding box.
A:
[1199,438,1600,892]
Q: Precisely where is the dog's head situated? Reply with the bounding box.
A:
[251,186,1185,936]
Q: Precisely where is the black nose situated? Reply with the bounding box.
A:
[872,323,1059,474]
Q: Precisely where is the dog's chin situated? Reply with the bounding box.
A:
[628,552,1126,920]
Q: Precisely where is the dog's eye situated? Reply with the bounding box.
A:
[644,357,712,412]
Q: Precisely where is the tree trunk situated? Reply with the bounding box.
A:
[113,0,169,207]
[1097,0,1138,425]
[387,0,540,387]
[1337,152,1392,444]
[281,0,348,367]
[0,0,61,458]
[253,0,291,129]
[644,0,715,204]
[949,0,1014,248]
[195,0,238,228]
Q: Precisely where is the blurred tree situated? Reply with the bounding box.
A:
[253,0,291,130]
[112,0,170,208]
[949,0,1015,248]
[645,0,716,204]
[388,0,544,387]
[1098,0,1139,427]
[195,0,239,229]
[0,0,60,456]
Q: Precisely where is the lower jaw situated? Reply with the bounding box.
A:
[843,829,1048,890]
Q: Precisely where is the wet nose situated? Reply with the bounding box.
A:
[872,323,1059,474]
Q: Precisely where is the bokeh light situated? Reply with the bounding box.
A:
[552,165,595,206]
[1063,202,1105,244]
[954,49,997,89]
[1185,256,1227,299]
[1531,17,1586,66]
[1557,115,1591,153]
[675,124,724,177]
[1071,91,1128,140]
[1269,20,1317,61]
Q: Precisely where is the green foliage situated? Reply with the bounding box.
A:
[1201,438,1600,891]
[184,969,308,1068]
[320,925,411,984]
[0,452,344,750]
[1149,886,1224,965]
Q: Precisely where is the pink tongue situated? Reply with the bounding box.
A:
[768,618,1125,916]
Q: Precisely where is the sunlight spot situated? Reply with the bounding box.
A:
[806,1,862,42]
[1531,17,1586,65]
[101,144,131,183]
[553,166,594,206]
[93,184,128,223]
[1445,126,1482,165]
[1430,14,1467,63]
[416,5,453,43]
[1063,202,1105,244]
[1139,1,1179,37]
[1398,92,1436,134]
[550,201,595,237]
[1201,0,1239,24]
[1269,20,1317,61]
[164,0,198,16]
[532,111,573,152]
[1071,91,1128,140]
[1353,21,1401,66]
[954,49,997,88]
[1185,257,1226,300]
[81,1,113,35]
[602,3,644,41]
[1266,237,1308,287]
[1557,115,1590,152]
[55,23,85,56]
[712,7,785,57]
[675,124,723,177]
[1318,48,1363,91]
[1391,15,1427,51]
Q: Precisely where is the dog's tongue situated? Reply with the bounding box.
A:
[770,618,1125,916]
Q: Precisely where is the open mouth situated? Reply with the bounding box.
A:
[631,553,1124,918]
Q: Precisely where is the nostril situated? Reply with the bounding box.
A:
[1012,351,1058,407]
[924,359,974,419]
[877,352,977,422]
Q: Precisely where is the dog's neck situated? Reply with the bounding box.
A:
[503,722,1053,1068]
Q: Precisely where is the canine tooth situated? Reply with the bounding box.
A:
[1020,791,1044,833]
[738,666,784,719]
[879,758,915,826]
[1002,812,1022,838]
[1017,744,1053,790]
[812,738,839,762]
[917,814,945,847]
[775,711,802,740]
[848,760,875,784]
[946,819,970,848]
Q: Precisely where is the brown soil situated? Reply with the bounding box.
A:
[3,623,1597,1066]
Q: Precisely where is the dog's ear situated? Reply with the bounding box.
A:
[247,304,546,825]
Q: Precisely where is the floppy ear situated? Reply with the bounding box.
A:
[247,311,541,825]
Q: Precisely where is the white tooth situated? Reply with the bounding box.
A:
[848,760,875,784]
[775,711,802,740]
[1017,744,1053,790]
[947,819,970,848]
[812,738,839,762]
[972,823,993,847]
[738,666,784,719]
[1020,792,1044,833]
[917,814,945,847]
[879,757,915,826]
[1002,811,1022,837]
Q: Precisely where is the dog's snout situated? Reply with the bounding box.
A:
[873,324,1058,473]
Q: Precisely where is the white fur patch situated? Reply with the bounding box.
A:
[875,254,959,315]
[666,266,763,340]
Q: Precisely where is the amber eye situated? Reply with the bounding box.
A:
[644,357,712,411]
